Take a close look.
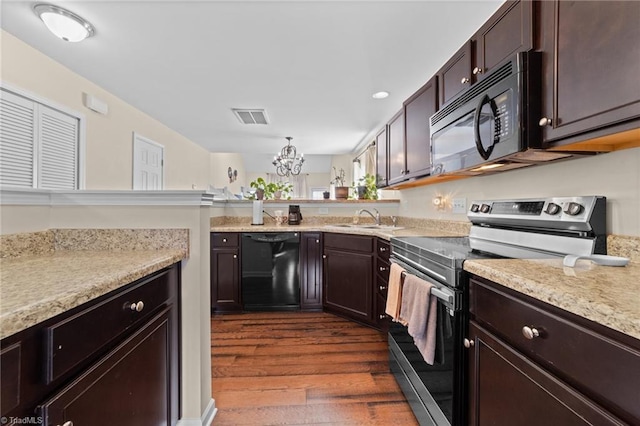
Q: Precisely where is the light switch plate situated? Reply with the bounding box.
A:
[318,207,329,215]
[452,198,466,214]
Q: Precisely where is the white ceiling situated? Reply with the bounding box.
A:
[1,0,503,159]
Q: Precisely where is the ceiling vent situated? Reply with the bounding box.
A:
[232,108,269,125]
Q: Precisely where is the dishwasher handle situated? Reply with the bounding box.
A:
[244,233,299,243]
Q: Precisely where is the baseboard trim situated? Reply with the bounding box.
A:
[177,398,217,426]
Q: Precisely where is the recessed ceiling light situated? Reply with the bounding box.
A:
[33,3,95,42]
[372,91,390,99]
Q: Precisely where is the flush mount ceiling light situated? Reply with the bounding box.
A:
[273,137,304,177]
[33,3,95,42]
[372,91,390,99]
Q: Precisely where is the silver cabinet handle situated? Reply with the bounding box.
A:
[379,285,387,291]
[322,255,327,259]
[461,77,470,84]
[379,314,389,320]
[522,326,540,340]
[59,422,74,426]
[222,238,227,243]
[233,254,237,259]
[130,301,144,312]
[463,338,474,348]
[473,67,483,75]
[539,117,552,126]
[379,247,387,252]
[316,239,320,243]
[379,266,387,272]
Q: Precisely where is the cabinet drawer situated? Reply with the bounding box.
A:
[376,239,390,262]
[376,274,389,298]
[45,269,171,384]
[324,233,373,253]
[211,232,239,247]
[470,278,640,423]
[376,257,390,282]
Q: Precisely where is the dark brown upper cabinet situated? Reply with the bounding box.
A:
[538,0,640,146]
[387,110,405,186]
[437,41,473,107]
[403,76,438,181]
[438,0,533,107]
[473,0,534,82]
[375,127,388,188]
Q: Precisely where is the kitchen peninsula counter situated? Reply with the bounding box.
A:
[0,229,189,340]
[464,257,640,341]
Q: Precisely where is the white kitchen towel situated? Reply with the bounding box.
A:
[398,273,438,365]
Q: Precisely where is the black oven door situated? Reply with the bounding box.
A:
[387,262,466,426]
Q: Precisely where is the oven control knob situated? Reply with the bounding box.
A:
[480,204,491,213]
[544,202,561,215]
[564,202,583,216]
[470,203,480,213]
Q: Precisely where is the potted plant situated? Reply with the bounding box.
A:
[354,173,378,200]
[249,177,271,200]
[273,182,293,200]
[332,167,349,199]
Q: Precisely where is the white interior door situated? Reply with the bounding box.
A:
[133,133,164,190]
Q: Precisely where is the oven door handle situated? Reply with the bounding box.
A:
[430,286,454,304]
[391,252,447,283]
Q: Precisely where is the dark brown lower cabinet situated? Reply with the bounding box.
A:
[0,264,180,426]
[323,233,374,325]
[468,321,623,426]
[468,276,639,425]
[210,232,241,312]
[39,309,172,426]
[300,232,323,311]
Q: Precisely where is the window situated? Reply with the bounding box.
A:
[0,87,83,189]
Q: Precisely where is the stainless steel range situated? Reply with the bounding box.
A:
[388,196,607,426]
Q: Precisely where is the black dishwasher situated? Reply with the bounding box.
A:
[241,233,300,310]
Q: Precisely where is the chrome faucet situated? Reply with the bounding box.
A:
[356,208,380,225]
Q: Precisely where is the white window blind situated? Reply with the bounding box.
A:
[0,88,80,189]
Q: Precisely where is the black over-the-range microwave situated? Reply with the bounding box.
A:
[429,51,573,176]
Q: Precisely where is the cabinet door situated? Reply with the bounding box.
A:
[323,248,373,324]
[474,0,533,81]
[300,233,322,311]
[211,248,241,312]
[438,41,472,106]
[39,309,172,426]
[375,127,388,188]
[387,110,406,185]
[403,76,437,180]
[539,1,640,145]
[467,321,624,426]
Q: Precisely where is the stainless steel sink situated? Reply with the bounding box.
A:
[324,224,404,230]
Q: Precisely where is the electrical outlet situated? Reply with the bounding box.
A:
[318,207,329,215]
[452,198,466,214]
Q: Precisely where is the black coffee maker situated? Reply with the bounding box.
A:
[288,205,303,225]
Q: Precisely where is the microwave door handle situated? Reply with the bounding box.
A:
[474,94,499,160]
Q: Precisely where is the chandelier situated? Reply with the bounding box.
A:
[272,137,304,177]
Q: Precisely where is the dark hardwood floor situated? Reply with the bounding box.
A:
[211,311,419,425]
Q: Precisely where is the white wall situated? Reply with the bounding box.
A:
[399,148,640,236]
[1,30,211,190]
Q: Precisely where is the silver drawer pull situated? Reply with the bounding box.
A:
[522,326,540,340]
[379,266,387,272]
[222,238,227,243]
[379,285,387,291]
[379,247,387,252]
[463,338,474,348]
[379,314,389,320]
[59,422,73,426]
[130,301,145,312]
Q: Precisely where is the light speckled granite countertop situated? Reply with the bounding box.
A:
[464,258,640,341]
[0,250,185,340]
[0,228,189,340]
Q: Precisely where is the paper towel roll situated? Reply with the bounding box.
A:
[252,200,264,225]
